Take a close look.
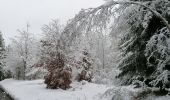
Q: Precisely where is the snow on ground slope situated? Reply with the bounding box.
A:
[0,79,110,100]
[1,79,170,100]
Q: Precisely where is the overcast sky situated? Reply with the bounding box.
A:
[0,0,104,44]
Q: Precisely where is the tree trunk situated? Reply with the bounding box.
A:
[23,59,26,80]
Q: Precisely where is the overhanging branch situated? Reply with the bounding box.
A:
[111,0,170,32]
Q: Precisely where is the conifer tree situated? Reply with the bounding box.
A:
[117,0,170,90]
[0,31,6,81]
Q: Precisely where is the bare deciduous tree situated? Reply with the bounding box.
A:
[11,23,35,80]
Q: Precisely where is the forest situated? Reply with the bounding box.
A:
[0,0,170,100]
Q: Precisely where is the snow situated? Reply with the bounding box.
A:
[0,79,110,100]
[1,79,170,100]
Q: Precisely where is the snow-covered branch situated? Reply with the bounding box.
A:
[110,0,170,32]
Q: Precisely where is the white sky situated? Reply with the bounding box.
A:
[0,0,104,44]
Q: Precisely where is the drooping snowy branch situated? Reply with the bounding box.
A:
[110,0,170,32]
[61,0,170,49]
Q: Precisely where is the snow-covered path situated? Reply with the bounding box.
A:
[0,79,110,100]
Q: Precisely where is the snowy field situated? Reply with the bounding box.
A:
[0,79,110,100]
[1,79,170,100]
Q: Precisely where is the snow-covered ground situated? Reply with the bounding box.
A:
[0,79,170,100]
[0,79,110,100]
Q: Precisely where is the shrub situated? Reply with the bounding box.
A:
[44,53,72,90]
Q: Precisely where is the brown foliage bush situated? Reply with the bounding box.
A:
[44,53,72,90]
[44,68,72,90]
